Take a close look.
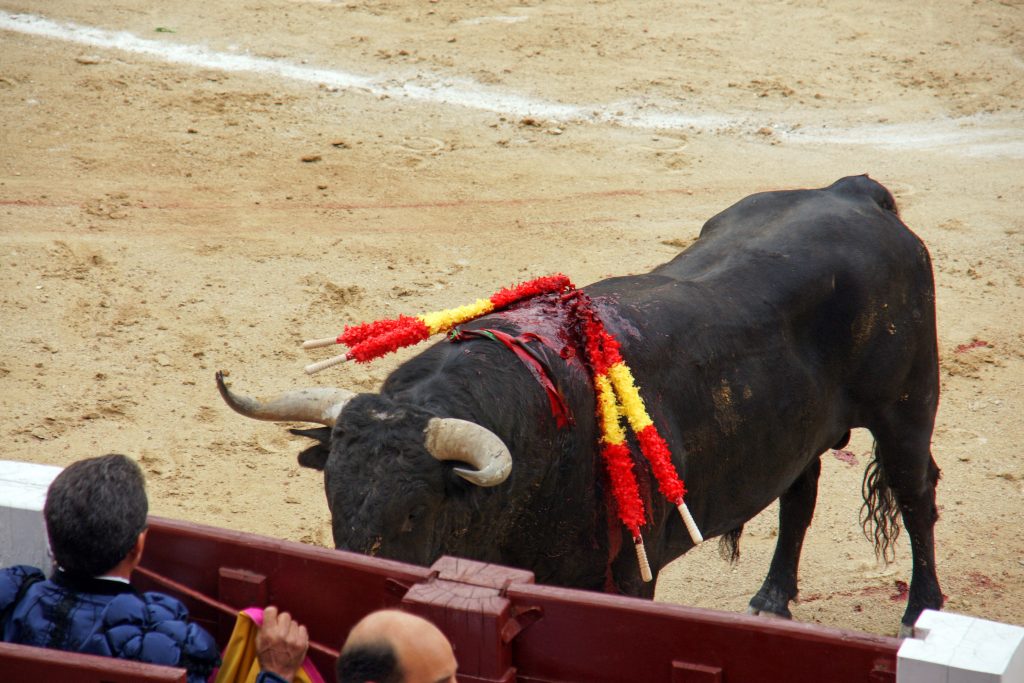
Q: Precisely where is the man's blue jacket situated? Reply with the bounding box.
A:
[1,565,220,682]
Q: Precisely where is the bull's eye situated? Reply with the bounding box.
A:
[400,504,425,534]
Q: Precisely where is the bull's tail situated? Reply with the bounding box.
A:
[718,525,743,564]
[860,440,902,564]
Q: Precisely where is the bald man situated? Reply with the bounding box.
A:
[335,610,457,683]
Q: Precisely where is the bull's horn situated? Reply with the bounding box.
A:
[215,370,355,427]
[424,417,512,487]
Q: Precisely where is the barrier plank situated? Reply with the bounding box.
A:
[0,642,187,682]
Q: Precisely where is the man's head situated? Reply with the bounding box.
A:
[336,610,457,683]
[43,453,149,577]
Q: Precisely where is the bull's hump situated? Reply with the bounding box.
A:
[826,174,897,214]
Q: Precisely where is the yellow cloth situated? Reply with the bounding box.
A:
[213,609,322,683]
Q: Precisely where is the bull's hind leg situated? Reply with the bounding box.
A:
[748,457,821,618]
[868,412,943,636]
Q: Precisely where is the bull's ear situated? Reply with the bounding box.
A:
[290,427,331,471]
[297,444,330,470]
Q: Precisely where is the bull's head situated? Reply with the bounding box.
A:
[215,371,511,565]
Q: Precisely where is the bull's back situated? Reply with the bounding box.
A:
[598,176,931,342]
[586,176,937,524]
[661,175,910,286]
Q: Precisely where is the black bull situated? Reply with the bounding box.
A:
[218,175,942,631]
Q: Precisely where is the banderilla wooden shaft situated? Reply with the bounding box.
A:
[302,336,339,349]
[634,537,653,582]
[677,502,703,544]
[304,353,350,374]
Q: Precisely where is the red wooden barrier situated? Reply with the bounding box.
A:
[399,556,899,683]
[0,642,187,682]
[502,584,898,682]
[133,517,434,674]
[1,516,902,682]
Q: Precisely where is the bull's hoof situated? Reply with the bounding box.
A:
[747,585,794,619]
[746,606,787,619]
[898,623,916,639]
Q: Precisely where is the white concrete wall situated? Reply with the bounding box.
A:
[0,460,62,571]
[899,609,1024,683]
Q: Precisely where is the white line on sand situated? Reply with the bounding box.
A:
[2,11,1022,157]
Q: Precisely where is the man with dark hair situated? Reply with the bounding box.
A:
[42,451,150,578]
[0,453,309,683]
[336,610,457,683]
